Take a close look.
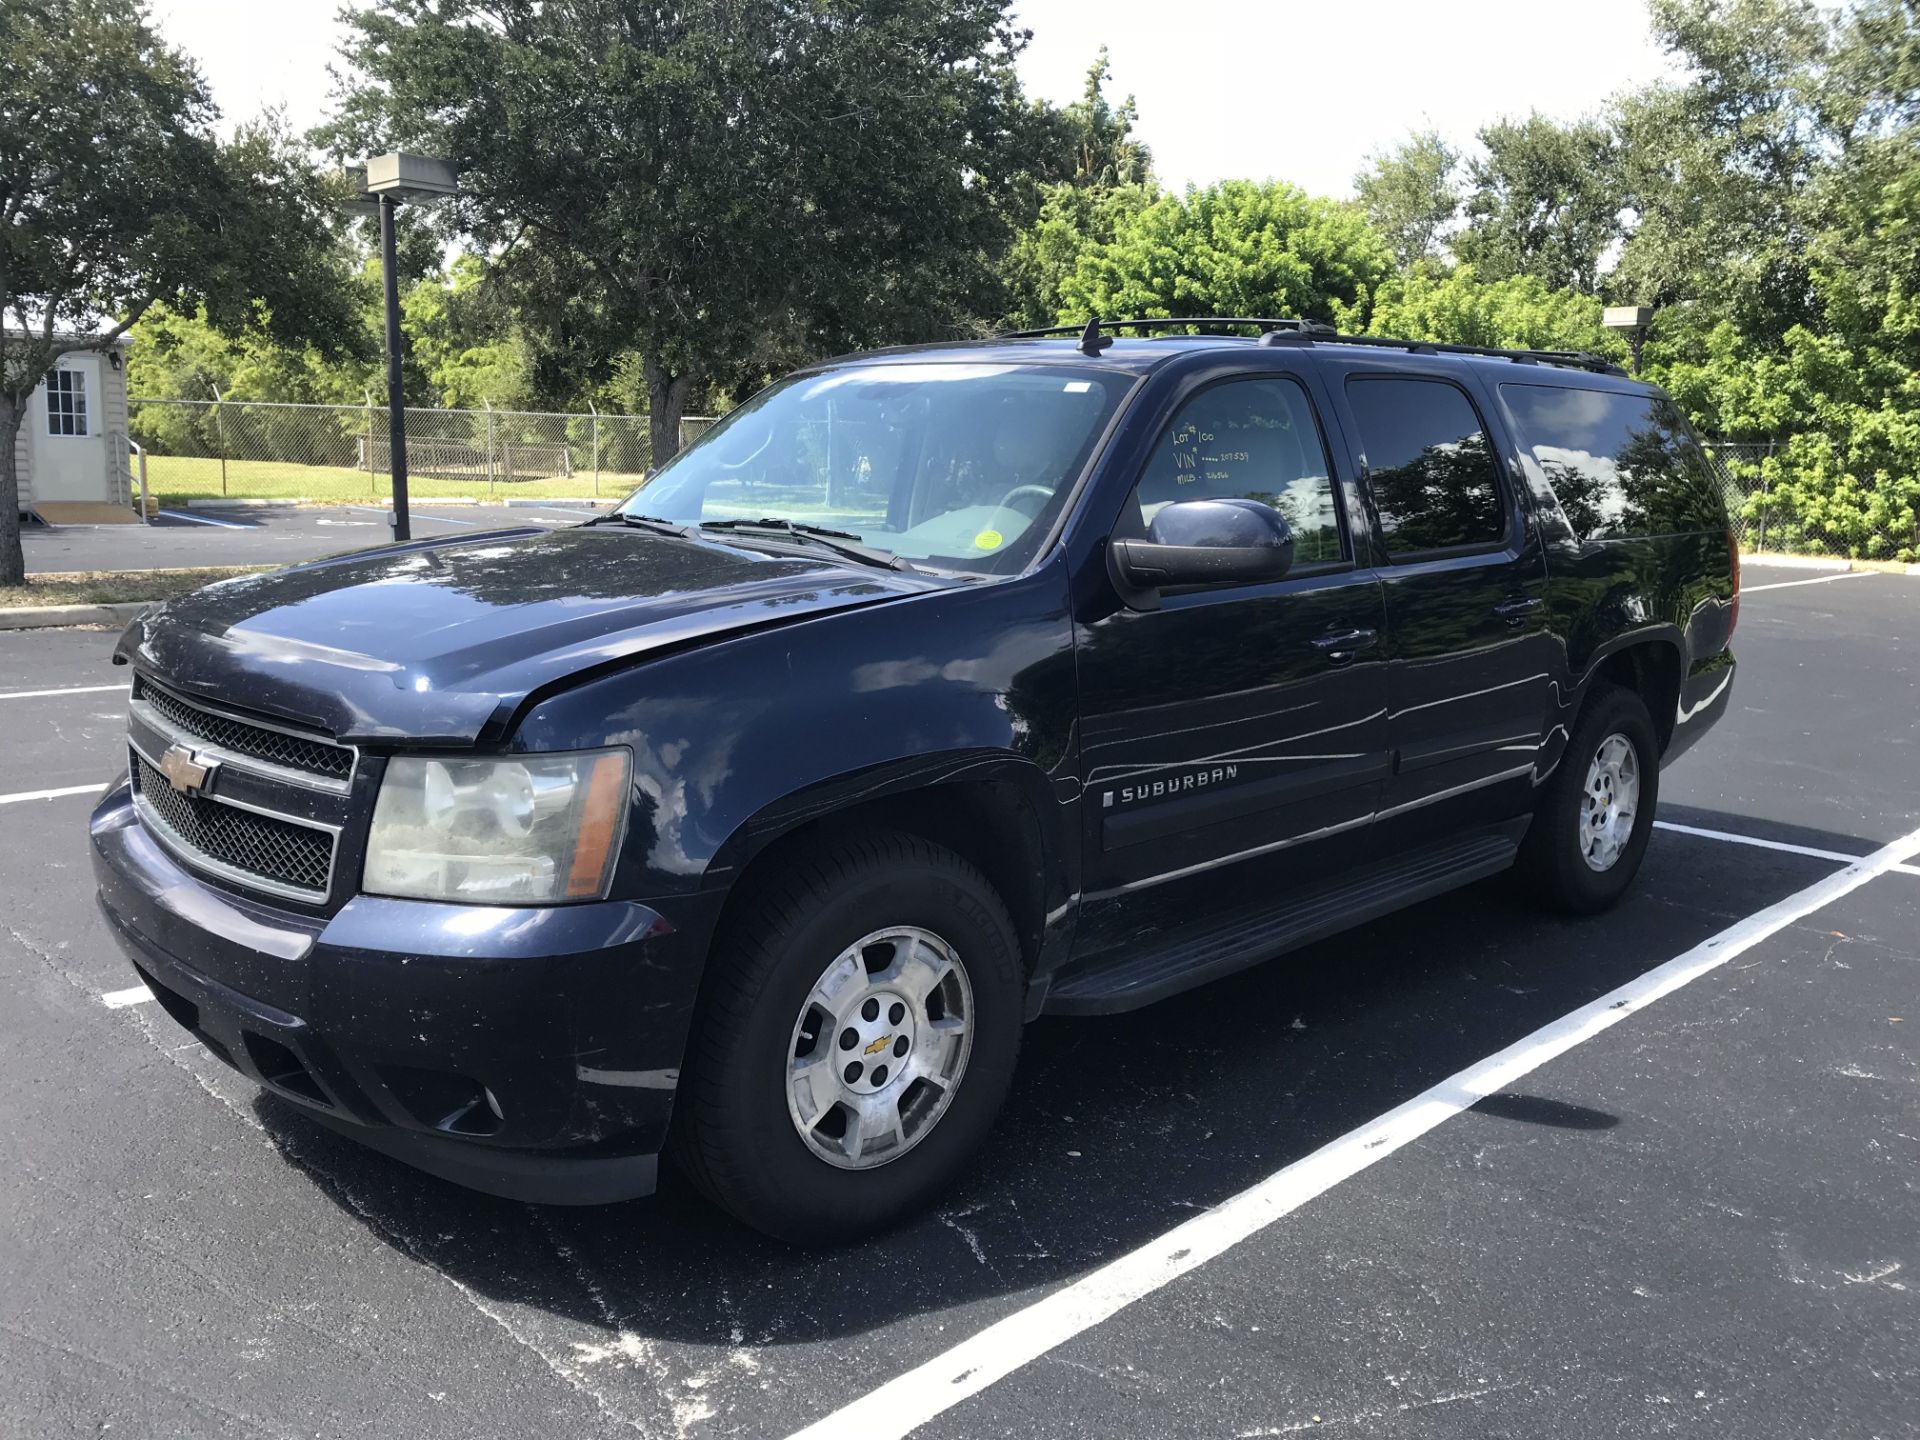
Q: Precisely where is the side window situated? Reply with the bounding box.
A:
[1346,377,1508,557]
[1126,376,1343,568]
[46,369,88,437]
[1499,383,1726,540]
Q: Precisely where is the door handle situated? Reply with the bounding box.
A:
[1493,595,1544,625]
[1310,627,1379,663]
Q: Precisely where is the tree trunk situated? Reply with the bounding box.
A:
[643,356,695,471]
[0,394,25,587]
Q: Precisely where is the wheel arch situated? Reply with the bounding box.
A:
[1579,632,1685,754]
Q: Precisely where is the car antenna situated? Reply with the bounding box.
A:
[1077,316,1113,356]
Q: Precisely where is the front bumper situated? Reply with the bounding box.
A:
[90,781,718,1205]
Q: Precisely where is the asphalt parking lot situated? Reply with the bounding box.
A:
[1,563,1915,1439]
[22,501,612,574]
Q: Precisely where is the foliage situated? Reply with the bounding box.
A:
[0,0,356,580]
[1001,50,1155,328]
[1362,266,1626,357]
[1353,130,1460,271]
[325,0,1041,463]
[1454,114,1623,294]
[1056,181,1394,328]
[1632,0,1920,559]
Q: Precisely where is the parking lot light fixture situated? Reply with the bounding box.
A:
[358,153,459,542]
[1603,305,1655,376]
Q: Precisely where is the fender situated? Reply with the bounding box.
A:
[510,557,1084,951]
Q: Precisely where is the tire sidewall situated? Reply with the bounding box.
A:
[707,854,1021,1241]
[1552,689,1660,910]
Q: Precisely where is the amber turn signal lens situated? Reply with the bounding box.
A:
[565,750,630,898]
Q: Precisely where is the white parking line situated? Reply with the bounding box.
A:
[1652,819,1864,865]
[1742,571,1879,593]
[348,505,478,527]
[788,822,1920,1440]
[101,985,154,1009]
[0,782,107,806]
[159,508,250,528]
[0,683,127,701]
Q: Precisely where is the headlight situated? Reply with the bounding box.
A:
[364,749,630,904]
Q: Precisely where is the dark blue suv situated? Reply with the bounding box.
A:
[91,319,1738,1242]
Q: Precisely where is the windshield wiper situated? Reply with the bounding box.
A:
[699,517,913,572]
[586,512,696,538]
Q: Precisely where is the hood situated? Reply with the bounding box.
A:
[117,526,943,745]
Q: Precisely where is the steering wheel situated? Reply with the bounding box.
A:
[992,484,1054,517]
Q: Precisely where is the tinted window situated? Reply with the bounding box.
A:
[1126,376,1343,567]
[1347,377,1508,555]
[1500,384,1726,540]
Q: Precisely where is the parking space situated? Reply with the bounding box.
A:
[21,501,611,574]
[1,566,1915,1438]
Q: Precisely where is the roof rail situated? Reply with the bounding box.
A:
[1004,316,1325,340]
[999,315,1627,376]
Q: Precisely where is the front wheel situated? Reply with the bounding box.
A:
[673,831,1023,1244]
[1519,684,1660,914]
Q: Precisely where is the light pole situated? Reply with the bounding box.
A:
[1603,305,1653,376]
[356,153,457,542]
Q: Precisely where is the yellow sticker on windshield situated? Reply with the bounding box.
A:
[974,529,1004,551]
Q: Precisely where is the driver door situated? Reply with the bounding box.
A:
[1072,372,1391,955]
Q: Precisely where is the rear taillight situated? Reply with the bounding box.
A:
[1726,526,1740,644]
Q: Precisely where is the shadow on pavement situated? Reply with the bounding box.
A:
[252,808,1846,1356]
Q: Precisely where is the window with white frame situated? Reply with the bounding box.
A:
[46,369,89,437]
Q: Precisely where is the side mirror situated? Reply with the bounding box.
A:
[1111,497,1295,597]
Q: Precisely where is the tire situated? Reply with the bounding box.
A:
[672,830,1023,1244]
[1518,683,1660,914]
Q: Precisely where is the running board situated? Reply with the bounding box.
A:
[1043,830,1521,1016]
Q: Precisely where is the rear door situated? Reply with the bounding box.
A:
[1072,368,1390,954]
[1330,367,1557,847]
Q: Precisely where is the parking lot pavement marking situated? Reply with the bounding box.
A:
[1741,571,1881,593]
[0,683,127,701]
[157,508,249,528]
[100,985,153,1009]
[0,782,106,806]
[1893,862,1920,877]
[348,505,478,527]
[1652,818,1866,864]
[787,820,1920,1440]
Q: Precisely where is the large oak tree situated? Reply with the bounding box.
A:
[0,0,354,584]
[325,0,1041,466]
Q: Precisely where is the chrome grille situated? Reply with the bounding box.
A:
[132,675,353,783]
[130,748,335,901]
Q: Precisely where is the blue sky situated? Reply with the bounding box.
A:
[154,0,1681,198]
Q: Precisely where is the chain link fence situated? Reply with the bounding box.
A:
[1702,437,1920,560]
[128,398,715,502]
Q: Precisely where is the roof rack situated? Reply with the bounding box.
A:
[1000,315,1627,376]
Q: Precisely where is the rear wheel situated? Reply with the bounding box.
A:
[1519,684,1660,914]
[673,831,1023,1244]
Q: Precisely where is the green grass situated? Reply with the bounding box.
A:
[146,454,647,505]
[1,566,273,609]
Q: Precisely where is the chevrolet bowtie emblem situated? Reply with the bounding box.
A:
[157,743,217,795]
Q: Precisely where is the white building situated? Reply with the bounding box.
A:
[11,335,140,523]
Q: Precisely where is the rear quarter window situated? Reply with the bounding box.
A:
[1499,384,1726,540]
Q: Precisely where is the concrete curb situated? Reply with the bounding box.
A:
[0,600,151,631]
[187,497,300,509]
[503,497,615,508]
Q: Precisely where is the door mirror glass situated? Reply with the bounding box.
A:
[1112,497,1295,592]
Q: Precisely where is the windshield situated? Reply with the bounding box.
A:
[618,363,1132,573]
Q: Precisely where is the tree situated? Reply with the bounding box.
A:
[1455,113,1623,294]
[1363,265,1625,356]
[0,0,355,582]
[1001,49,1156,328]
[1057,180,1393,327]
[1353,130,1460,271]
[326,0,1038,467]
